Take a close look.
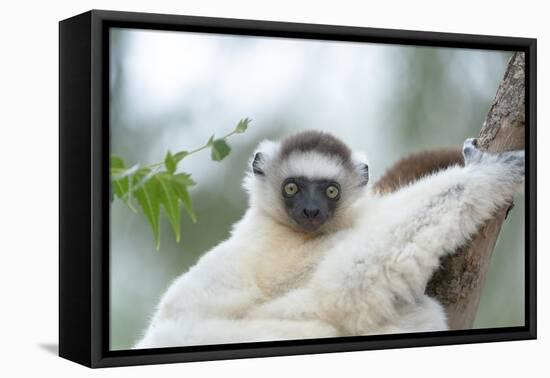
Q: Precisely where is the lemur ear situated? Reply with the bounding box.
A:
[251,139,279,177]
[252,152,265,176]
[352,151,369,186]
[358,163,369,186]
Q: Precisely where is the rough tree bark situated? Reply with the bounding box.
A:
[425,52,526,329]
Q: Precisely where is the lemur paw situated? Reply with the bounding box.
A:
[462,138,483,165]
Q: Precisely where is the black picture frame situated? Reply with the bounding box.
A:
[59,9,537,368]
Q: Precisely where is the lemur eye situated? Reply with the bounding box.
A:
[326,185,339,199]
[283,182,299,197]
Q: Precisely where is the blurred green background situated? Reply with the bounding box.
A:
[109,28,524,350]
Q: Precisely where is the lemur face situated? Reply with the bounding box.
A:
[246,130,369,234]
[281,176,341,232]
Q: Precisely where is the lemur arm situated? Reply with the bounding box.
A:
[378,138,524,280]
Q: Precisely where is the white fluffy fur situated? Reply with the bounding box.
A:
[134,138,524,348]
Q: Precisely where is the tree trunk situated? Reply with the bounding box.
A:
[425,52,526,329]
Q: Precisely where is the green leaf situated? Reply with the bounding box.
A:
[174,150,189,163]
[134,176,161,250]
[130,167,154,194]
[110,156,127,179]
[112,177,129,200]
[171,174,197,223]
[164,151,177,174]
[235,118,251,133]
[111,163,140,180]
[110,167,125,177]
[111,155,125,169]
[110,155,132,207]
[210,139,231,162]
[173,172,196,187]
[156,173,181,243]
[207,134,215,145]
[110,156,128,198]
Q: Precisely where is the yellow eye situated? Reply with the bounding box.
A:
[326,185,339,199]
[284,182,299,196]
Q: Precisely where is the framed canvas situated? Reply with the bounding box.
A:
[59,10,537,368]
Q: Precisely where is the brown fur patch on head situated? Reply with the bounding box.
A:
[279,131,352,165]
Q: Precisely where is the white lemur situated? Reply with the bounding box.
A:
[135,130,524,348]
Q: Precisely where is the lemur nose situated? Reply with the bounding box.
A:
[303,208,320,219]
